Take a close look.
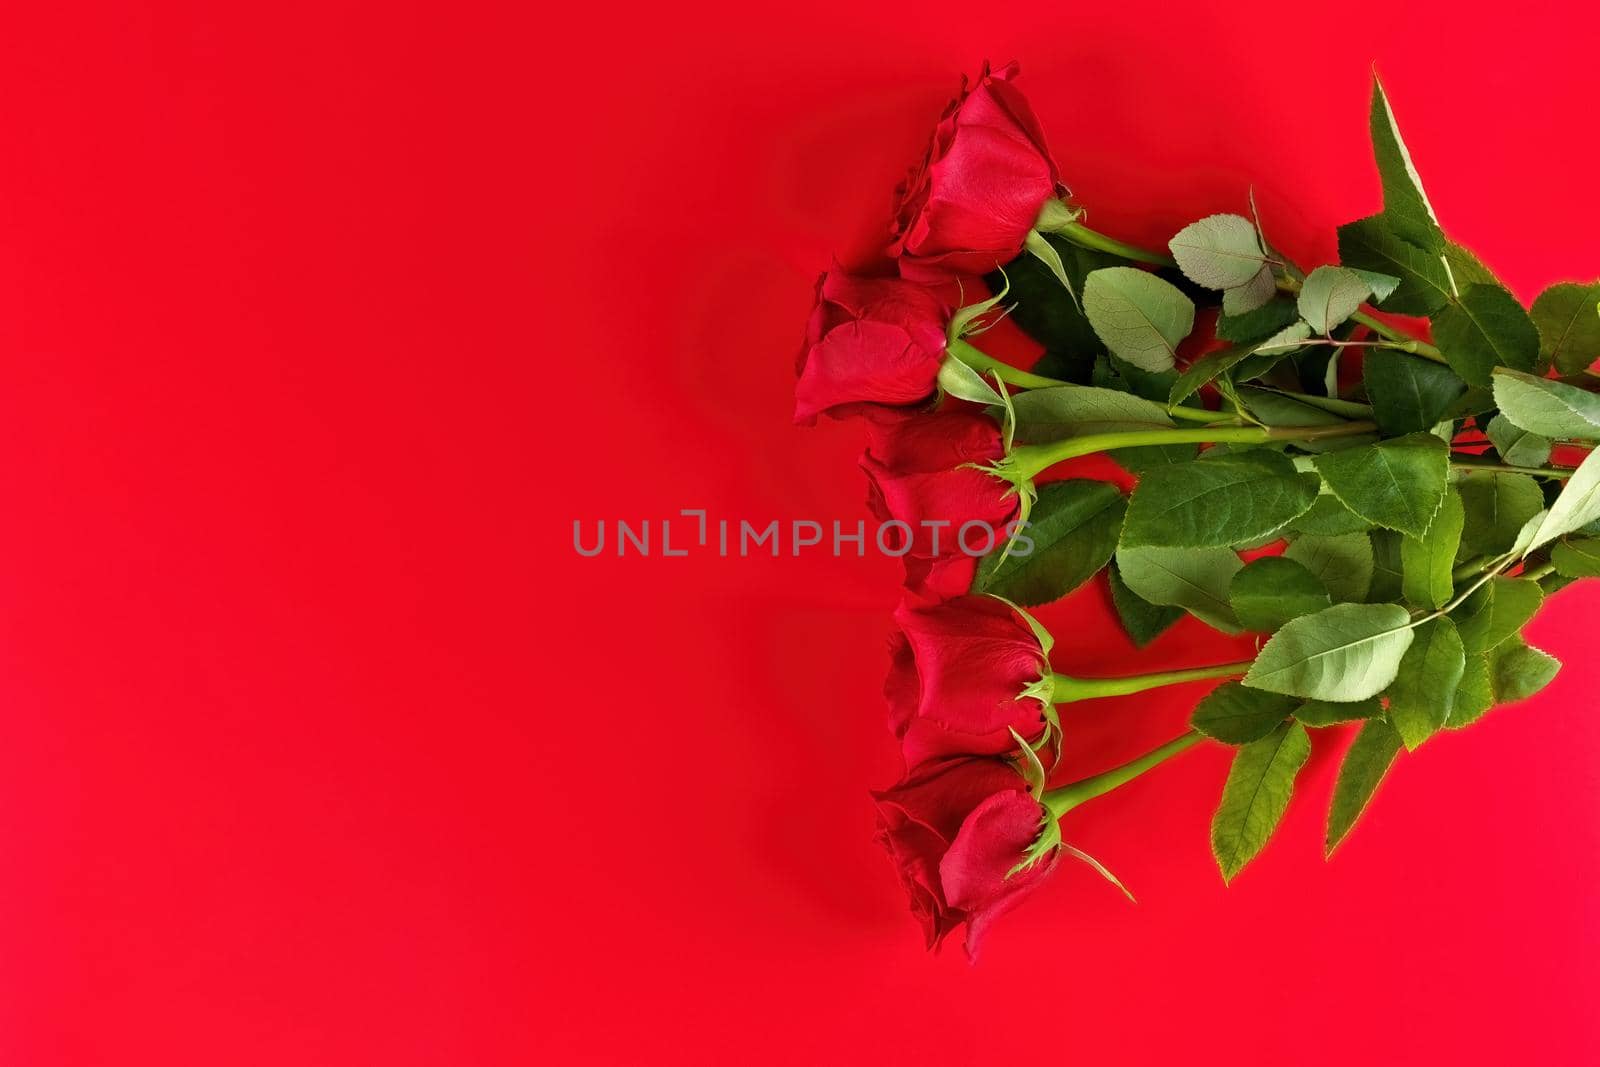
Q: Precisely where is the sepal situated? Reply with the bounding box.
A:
[969,446,1038,561]
[937,357,1005,407]
[988,595,1055,657]
[947,272,1012,342]
[1033,198,1084,234]
[1023,229,1081,308]
[1007,809,1061,877]
[1061,843,1136,902]
[1011,727,1048,800]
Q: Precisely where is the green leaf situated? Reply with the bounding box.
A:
[1211,722,1311,882]
[1510,509,1549,558]
[1121,452,1319,549]
[1455,472,1544,558]
[1361,348,1467,436]
[1368,530,1404,602]
[1443,241,1498,291]
[1337,216,1452,316]
[1523,446,1600,551]
[987,235,1118,357]
[1433,284,1541,386]
[1169,345,1256,408]
[1487,635,1560,704]
[1489,368,1600,441]
[1107,559,1183,647]
[1111,441,1201,477]
[1284,532,1374,603]
[1237,386,1345,427]
[1084,358,1200,474]
[1484,414,1552,467]
[1229,556,1331,632]
[1312,433,1449,538]
[1253,322,1313,355]
[1298,265,1373,335]
[971,480,1125,606]
[1349,268,1401,303]
[1244,602,1414,700]
[1530,282,1600,375]
[1325,718,1403,856]
[1278,388,1375,420]
[1291,494,1372,537]
[1093,352,1181,404]
[1455,576,1544,654]
[1222,264,1278,315]
[1217,297,1301,344]
[1447,653,1494,728]
[1295,696,1383,727]
[1168,214,1269,290]
[1008,385,1175,443]
[1446,386,1496,419]
[1191,682,1298,744]
[1115,545,1242,633]
[1083,267,1196,373]
[1400,489,1464,608]
[1368,75,1444,252]
[1551,536,1600,578]
[1228,350,1289,383]
[1385,616,1465,750]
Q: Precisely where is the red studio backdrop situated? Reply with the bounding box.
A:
[0,2,1597,1064]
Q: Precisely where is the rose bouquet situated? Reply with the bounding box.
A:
[798,62,1600,958]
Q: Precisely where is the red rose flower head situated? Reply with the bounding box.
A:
[793,269,952,424]
[885,594,1054,768]
[860,409,1017,602]
[873,755,1056,958]
[890,62,1066,284]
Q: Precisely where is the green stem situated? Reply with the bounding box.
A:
[1043,730,1204,818]
[1348,311,1447,364]
[1347,310,1440,354]
[947,338,1071,390]
[1052,660,1253,703]
[1419,551,1516,625]
[1450,458,1575,480]
[1278,277,1448,363]
[1522,561,1556,582]
[1166,405,1240,424]
[947,338,1232,421]
[947,343,1235,422]
[1006,421,1377,482]
[1051,219,1177,269]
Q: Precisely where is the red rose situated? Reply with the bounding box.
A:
[890,62,1064,284]
[873,755,1055,957]
[899,554,982,605]
[886,594,1050,767]
[860,411,1016,601]
[793,270,951,424]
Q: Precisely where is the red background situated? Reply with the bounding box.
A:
[1,3,1597,1063]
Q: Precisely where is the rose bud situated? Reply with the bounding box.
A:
[890,62,1066,284]
[873,755,1056,958]
[793,269,953,424]
[886,594,1053,768]
[860,410,1017,602]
